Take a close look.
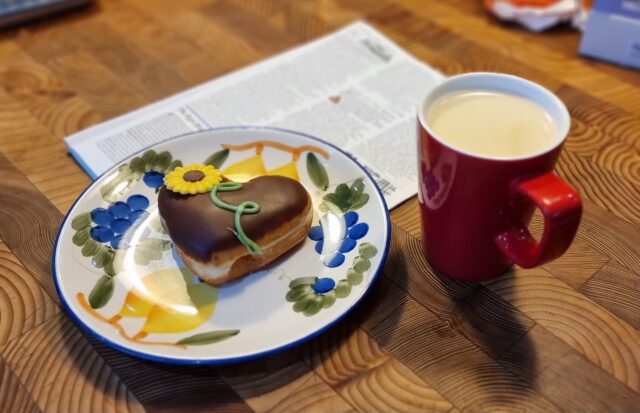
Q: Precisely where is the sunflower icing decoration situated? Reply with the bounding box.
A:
[164,164,222,194]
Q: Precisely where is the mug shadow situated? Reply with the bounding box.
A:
[434,267,538,387]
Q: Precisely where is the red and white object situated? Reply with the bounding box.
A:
[485,0,582,31]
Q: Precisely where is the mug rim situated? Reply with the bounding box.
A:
[417,72,571,161]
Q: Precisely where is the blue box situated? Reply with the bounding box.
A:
[579,0,640,70]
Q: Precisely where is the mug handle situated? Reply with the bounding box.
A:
[494,172,582,268]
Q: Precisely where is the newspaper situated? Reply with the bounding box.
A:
[65,21,444,208]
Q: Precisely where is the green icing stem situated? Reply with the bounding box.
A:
[210,182,261,254]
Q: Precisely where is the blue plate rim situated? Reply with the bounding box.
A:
[53,125,392,365]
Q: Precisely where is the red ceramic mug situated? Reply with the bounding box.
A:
[417,73,582,281]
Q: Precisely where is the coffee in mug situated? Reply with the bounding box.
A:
[426,90,556,158]
[417,73,582,281]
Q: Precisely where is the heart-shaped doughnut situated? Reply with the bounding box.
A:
[158,175,312,285]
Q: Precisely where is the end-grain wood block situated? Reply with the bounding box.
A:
[58,19,192,100]
[385,225,534,358]
[303,322,452,413]
[487,267,640,392]
[201,0,299,55]
[0,153,62,299]
[362,277,559,412]
[217,345,356,413]
[580,202,640,274]
[564,117,610,157]
[0,358,41,413]
[98,6,217,84]
[0,314,143,413]
[526,213,611,289]
[558,85,640,151]
[556,150,640,224]
[43,51,149,119]
[88,338,253,413]
[122,0,265,68]
[0,88,90,212]
[227,360,356,413]
[499,325,640,413]
[337,357,452,413]
[0,242,59,347]
[303,322,390,386]
[0,41,103,139]
[580,261,640,331]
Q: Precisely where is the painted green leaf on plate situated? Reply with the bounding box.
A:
[88,275,114,309]
[176,329,240,345]
[204,148,230,169]
[358,243,378,259]
[289,276,316,289]
[71,213,91,231]
[73,227,90,247]
[306,153,329,191]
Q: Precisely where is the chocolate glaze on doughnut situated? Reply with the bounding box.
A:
[158,175,310,262]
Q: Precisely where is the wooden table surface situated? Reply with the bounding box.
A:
[1,1,639,412]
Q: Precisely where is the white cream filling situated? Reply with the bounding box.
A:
[188,207,313,281]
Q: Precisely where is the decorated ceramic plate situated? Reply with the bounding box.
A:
[54,126,390,364]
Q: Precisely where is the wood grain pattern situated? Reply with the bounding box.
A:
[219,347,356,413]
[303,322,453,413]
[487,268,640,392]
[580,262,640,331]
[362,277,559,412]
[0,43,94,212]
[85,337,253,413]
[0,314,144,413]
[0,0,639,412]
[499,325,640,413]
[0,242,59,347]
[0,152,62,299]
[0,359,42,413]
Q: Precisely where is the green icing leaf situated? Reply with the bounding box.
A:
[347,268,363,285]
[176,329,239,345]
[204,148,230,169]
[322,290,337,309]
[71,213,91,231]
[358,243,378,260]
[353,257,371,273]
[335,280,351,298]
[72,227,90,247]
[306,153,329,191]
[289,276,316,289]
[81,240,100,257]
[88,275,114,309]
